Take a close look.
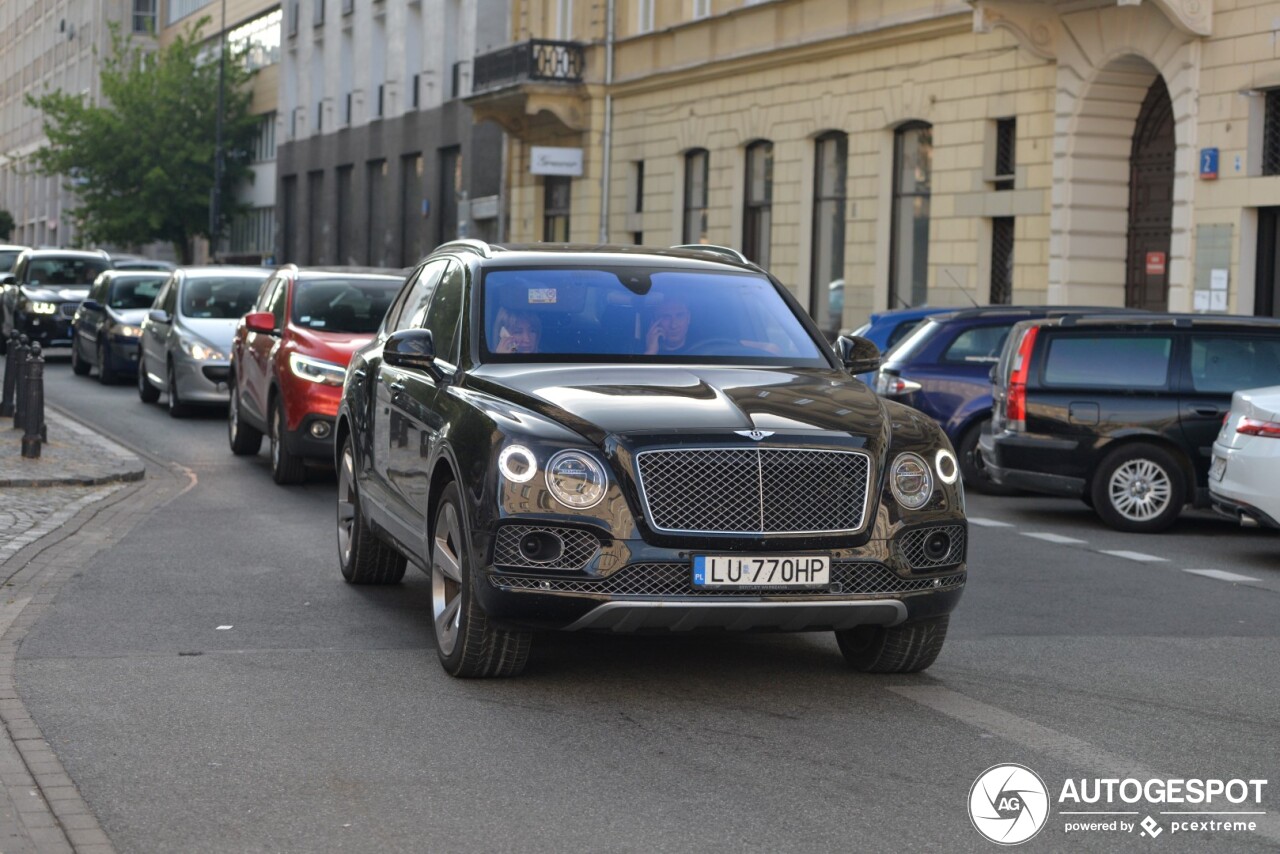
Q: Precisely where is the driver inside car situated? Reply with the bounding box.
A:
[644,294,783,356]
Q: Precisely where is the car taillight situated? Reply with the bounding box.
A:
[1005,326,1039,431]
[1237,416,1280,438]
[874,372,923,397]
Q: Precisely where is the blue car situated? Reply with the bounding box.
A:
[872,306,1137,493]
[71,270,169,384]
[848,305,955,354]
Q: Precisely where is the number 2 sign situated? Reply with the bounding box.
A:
[1200,148,1219,180]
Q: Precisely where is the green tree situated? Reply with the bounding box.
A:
[26,19,258,263]
[0,209,13,241]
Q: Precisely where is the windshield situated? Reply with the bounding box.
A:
[26,257,109,287]
[882,317,942,366]
[292,277,401,334]
[0,251,20,273]
[107,275,166,310]
[482,267,827,365]
[180,276,266,319]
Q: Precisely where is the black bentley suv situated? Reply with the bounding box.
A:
[336,241,968,677]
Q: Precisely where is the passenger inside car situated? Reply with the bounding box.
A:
[493,306,542,354]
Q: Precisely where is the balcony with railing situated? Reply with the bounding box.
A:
[466,39,588,137]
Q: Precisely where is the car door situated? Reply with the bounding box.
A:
[904,322,1016,431]
[142,275,176,380]
[385,260,464,540]
[77,277,107,359]
[1180,331,1280,485]
[242,277,283,425]
[365,261,446,526]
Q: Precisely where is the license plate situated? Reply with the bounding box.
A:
[1210,455,1227,482]
[693,555,830,589]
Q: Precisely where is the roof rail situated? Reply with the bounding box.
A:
[669,243,752,264]
[434,239,492,259]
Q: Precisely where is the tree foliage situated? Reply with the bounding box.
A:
[0,209,13,240]
[26,19,259,262]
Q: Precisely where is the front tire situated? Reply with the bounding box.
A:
[97,342,117,385]
[137,354,160,403]
[957,419,1016,495]
[432,482,531,678]
[1090,443,1185,533]
[71,338,90,375]
[336,438,405,584]
[836,615,950,673]
[269,398,306,484]
[166,361,190,418]
[227,382,263,455]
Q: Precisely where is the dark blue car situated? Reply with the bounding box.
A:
[71,270,168,384]
[848,305,955,354]
[873,306,1136,493]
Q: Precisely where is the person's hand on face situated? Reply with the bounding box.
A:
[645,301,691,355]
[497,317,538,353]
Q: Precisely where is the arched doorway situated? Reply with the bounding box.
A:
[1125,76,1175,310]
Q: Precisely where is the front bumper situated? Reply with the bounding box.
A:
[16,310,74,348]
[471,524,968,633]
[174,355,232,403]
[283,413,337,460]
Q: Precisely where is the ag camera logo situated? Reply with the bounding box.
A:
[969,764,1051,845]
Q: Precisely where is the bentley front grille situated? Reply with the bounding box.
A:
[635,447,871,534]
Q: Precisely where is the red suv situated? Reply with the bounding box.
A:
[227,266,405,483]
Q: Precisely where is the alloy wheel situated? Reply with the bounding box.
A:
[271,406,281,469]
[337,444,356,567]
[431,503,465,657]
[1107,458,1173,522]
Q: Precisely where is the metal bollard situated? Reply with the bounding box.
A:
[20,342,44,458]
[11,335,29,429]
[0,331,20,417]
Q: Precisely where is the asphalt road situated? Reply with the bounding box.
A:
[15,359,1280,853]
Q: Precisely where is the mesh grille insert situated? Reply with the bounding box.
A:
[636,447,870,534]
[896,525,967,570]
[492,525,601,571]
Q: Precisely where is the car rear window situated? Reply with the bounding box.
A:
[1189,335,1280,393]
[886,319,925,349]
[941,324,1012,364]
[1042,335,1172,388]
[291,277,402,334]
[882,318,941,365]
[0,250,20,273]
[107,276,167,310]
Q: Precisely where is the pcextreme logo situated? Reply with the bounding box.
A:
[969,764,1051,845]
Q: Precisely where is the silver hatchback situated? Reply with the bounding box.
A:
[138,267,270,417]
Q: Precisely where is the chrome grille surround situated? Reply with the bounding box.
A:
[634,447,872,535]
[492,525,602,571]
[491,561,964,598]
[896,525,967,570]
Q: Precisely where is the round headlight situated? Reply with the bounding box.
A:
[891,452,934,509]
[545,450,608,509]
[498,445,537,483]
[935,448,959,485]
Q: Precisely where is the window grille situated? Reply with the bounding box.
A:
[990,217,1014,305]
[1264,90,1280,176]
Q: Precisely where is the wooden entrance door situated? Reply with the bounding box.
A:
[1126,77,1175,310]
[1257,207,1280,317]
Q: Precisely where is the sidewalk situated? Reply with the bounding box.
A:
[2,407,147,853]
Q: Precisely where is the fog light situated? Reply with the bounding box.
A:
[923,530,952,562]
[310,421,332,439]
[518,531,564,563]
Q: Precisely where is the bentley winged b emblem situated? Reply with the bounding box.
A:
[734,430,775,442]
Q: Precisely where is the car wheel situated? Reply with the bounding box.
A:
[71,338,90,375]
[97,342,117,385]
[336,437,405,584]
[166,361,190,418]
[957,419,1017,496]
[227,382,263,455]
[269,397,306,484]
[137,354,160,403]
[432,481,531,678]
[836,615,949,674]
[1090,443,1185,533]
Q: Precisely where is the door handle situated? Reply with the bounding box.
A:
[1192,406,1220,417]
[390,382,406,393]
[352,368,366,378]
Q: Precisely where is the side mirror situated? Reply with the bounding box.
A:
[81,299,102,312]
[1,274,15,287]
[148,309,171,324]
[383,328,441,377]
[835,335,881,375]
[244,311,276,335]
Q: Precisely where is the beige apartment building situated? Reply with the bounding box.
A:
[160,0,282,262]
[469,0,1280,337]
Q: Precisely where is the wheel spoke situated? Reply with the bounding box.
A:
[337,501,355,522]
[433,539,462,582]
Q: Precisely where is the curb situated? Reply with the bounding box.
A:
[0,408,146,488]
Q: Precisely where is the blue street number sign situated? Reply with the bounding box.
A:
[1200,148,1219,180]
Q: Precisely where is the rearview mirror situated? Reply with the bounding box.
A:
[835,335,881,375]
[148,309,171,324]
[244,311,276,335]
[81,299,102,312]
[384,328,441,378]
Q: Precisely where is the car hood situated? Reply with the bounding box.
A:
[471,364,885,444]
[180,317,240,351]
[109,308,149,325]
[23,285,89,302]
[290,328,375,367]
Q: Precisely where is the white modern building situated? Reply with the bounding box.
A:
[275,0,508,266]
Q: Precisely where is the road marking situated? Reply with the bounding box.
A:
[1021,532,1087,544]
[1098,550,1168,563]
[889,686,1280,846]
[1183,569,1261,583]
[216,625,233,630]
[967,517,1014,528]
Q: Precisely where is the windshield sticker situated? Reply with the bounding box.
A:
[528,288,557,304]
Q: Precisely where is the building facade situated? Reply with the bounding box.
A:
[474,0,1280,337]
[0,0,149,248]
[160,0,283,264]
[274,0,508,268]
